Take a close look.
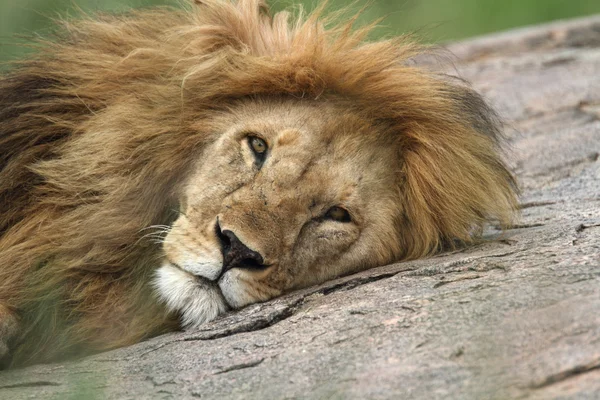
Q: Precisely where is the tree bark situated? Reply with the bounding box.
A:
[1,16,599,400]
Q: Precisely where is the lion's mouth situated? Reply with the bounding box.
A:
[163,257,237,302]
[166,258,218,283]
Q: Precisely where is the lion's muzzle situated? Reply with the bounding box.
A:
[215,220,267,275]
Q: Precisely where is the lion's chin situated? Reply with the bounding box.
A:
[154,263,229,329]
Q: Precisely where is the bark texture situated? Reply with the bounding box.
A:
[1,16,600,400]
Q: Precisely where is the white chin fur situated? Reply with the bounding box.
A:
[154,263,228,329]
[219,270,257,309]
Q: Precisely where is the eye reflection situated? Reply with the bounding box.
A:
[248,136,267,156]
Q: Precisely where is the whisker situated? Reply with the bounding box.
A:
[139,225,171,232]
[135,224,176,248]
[172,208,188,218]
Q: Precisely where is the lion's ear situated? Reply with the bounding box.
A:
[398,84,518,259]
[450,85,505,144]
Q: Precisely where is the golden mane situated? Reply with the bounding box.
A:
[0,0,517,367]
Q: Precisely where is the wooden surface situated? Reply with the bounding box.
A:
[1,15,599,400]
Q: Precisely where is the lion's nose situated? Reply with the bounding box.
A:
[217,226,266,272]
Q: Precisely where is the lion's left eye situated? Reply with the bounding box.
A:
[247,136,268,164]
[324,206,352,223]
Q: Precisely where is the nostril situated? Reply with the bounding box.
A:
[216,225,267,272]
[215,219,231,252]
[237,257,265,270]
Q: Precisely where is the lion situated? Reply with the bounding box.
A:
[0,0,517,368]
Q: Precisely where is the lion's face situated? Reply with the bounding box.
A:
[154,99,404,327]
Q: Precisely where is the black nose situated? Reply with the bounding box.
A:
[216,225,266,272]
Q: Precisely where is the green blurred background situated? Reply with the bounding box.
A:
[2,0,600,64]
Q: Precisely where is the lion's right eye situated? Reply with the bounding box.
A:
[247,135,268,166]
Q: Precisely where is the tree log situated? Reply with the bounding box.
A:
[1,16,599,400]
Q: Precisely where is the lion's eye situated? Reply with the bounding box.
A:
[248,136,268,163]
[324,206,352,223]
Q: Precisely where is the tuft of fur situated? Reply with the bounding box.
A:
[0,0,517,367]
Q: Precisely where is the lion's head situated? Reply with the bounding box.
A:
[147,1,518,328]
[0,0,517,365]
[155,99,408,326]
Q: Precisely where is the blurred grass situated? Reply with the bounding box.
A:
[2,0,600,64]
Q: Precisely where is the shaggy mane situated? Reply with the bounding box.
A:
[0,0,517,367]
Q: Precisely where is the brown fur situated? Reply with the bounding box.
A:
[0,0,517,368]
